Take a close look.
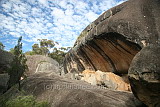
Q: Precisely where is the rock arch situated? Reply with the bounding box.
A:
[64,32,141,75]
[64,0,160,74]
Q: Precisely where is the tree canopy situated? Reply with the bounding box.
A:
[25,39,71,64]
[0,42,5,50]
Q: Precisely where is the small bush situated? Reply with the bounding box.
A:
[6,95,50,107]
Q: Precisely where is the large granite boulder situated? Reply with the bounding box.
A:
[63,0,160,106]
[64,0,160,74]
[26,55,60,75]
[128,45,160,107]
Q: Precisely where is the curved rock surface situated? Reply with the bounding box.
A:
[19,72,144,107]
[128,45,160,107]
[64,0,160,74]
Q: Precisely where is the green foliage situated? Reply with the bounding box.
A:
[38,39,55,48]
[9,48,14,54]
[0,42,5,50]
[0,84,25,107]
[7,36,28,90]
[25,39,71,64]
[32,43,42,55]
[25,51,35,55]
[0,83,50,107]
[49,47,71,64]
[30,39,57,56]
[6,95,50,107]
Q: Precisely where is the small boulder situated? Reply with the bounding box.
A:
[81,69,131,91]
[81,70,97,85]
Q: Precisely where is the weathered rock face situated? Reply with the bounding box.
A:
[128,45,160,107]
[64,0,160,74]
[81,70,131,92]
[64,34,141,75]
[0,49,13,94]
[26,55,60,75]
[19,72,144,107]
[0,74,9,95]
[0,49,13,74]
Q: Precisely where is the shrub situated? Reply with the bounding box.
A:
[6,95,50,107]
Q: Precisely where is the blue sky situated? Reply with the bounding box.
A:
[0,0,126,52]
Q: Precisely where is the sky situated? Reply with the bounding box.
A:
[0,0,127,52]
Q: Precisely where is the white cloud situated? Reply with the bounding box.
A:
[38,0,48,6]
[51,8,65,19]
[74,1,89,14]
[59,0,67,9]
[85,11,99,22]
[0,0,127,51]
[118,0,127,3]
[46,23,53,27]
[10,32,21,37]
[1,2,12,12]
[99,1,117,12]
[65,8,74,16]
[13,3,25,12]
[0,14,7,20]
